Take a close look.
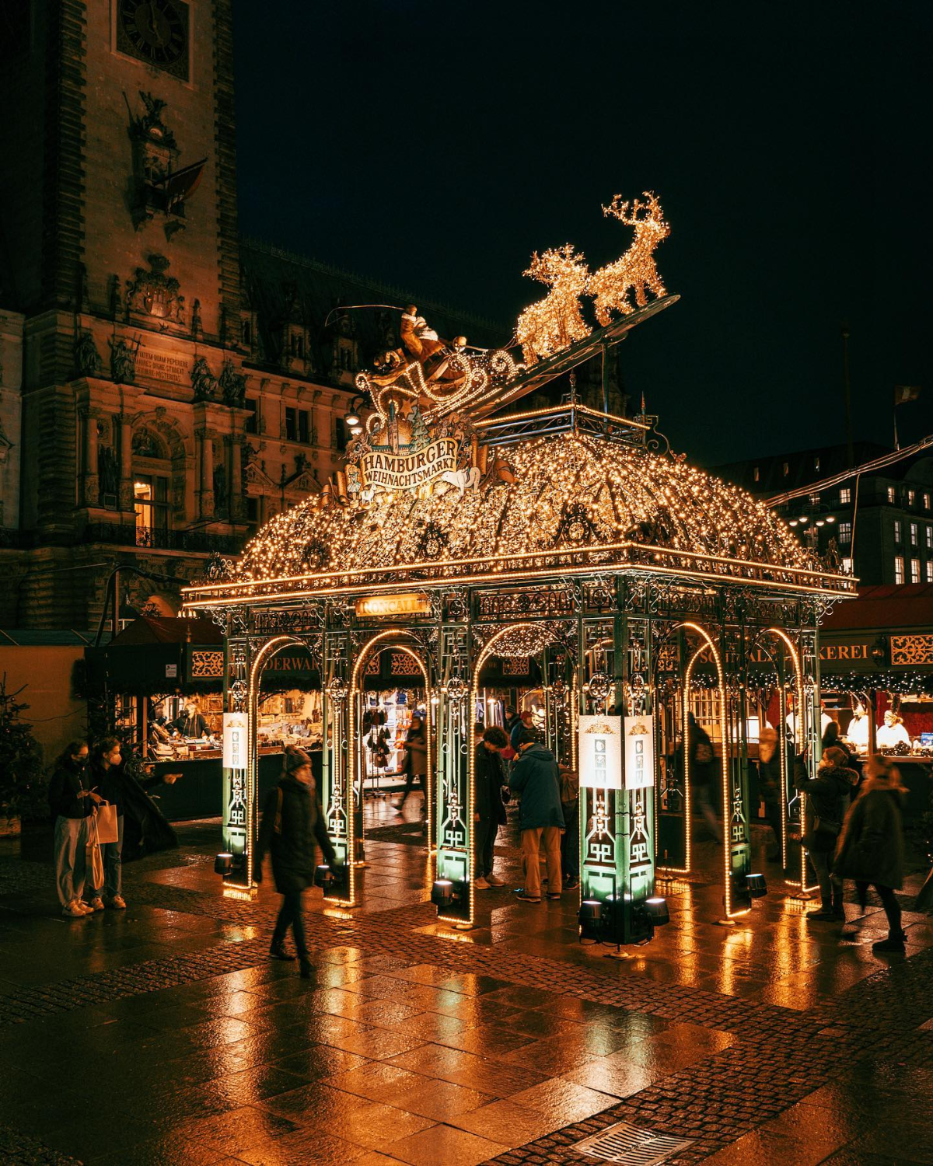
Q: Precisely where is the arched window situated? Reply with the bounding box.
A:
[132,427,172,547]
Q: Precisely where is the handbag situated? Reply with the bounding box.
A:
[802,814,839,853]
[86,816,105,890]
[95,801,119,845]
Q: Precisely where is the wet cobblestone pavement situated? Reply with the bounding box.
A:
[1,800,932,1165]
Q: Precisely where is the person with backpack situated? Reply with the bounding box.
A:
[834,754,908,953]
[794,744,858,920]
[257,745,340,976]
[473,725,509,889]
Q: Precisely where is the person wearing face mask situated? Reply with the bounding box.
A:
[257,745,340,976]
[87,736,128,910]
[48,740,101,916]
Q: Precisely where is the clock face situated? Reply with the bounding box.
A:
[117,0,190,81]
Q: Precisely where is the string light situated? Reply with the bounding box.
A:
[589,193,670,326]
[515,245,591,366]
[214,432,842,600]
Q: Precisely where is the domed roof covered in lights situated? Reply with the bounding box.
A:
[234,430,829,590]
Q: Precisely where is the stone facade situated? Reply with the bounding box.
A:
[0,0,500,629]
[0,312,25,531]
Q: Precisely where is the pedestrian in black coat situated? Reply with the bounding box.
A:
[257,745,338,976]
[473,726,508,888]
[834,754,907,953]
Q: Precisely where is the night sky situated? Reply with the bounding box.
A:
[233,1,931,466]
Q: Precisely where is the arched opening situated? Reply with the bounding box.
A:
[324,630,434,910]
[245,635,322,888]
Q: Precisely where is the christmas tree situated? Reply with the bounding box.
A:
[0,676,45,824]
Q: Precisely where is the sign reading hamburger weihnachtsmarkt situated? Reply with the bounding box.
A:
[359,437,459,493]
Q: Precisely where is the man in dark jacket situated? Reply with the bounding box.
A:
[257,745,338,975]
[509,730,565,903]
[473,726,509,890]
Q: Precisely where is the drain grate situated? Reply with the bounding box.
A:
[574,1121,694,1165]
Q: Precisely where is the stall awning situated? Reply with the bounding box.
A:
[85,616,224,693]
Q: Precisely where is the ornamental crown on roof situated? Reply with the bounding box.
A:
[324,193,673,506]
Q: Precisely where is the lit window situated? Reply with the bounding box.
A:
[925,493,931,510]
[894,556,905,584]
[927,526,932,549]
[783,462,790,476]
[839,487,851,505]
[839,522,852,544]
[927,561,933,584]
[810,492,820,507]
[894,520,902,542]
[814,457,820,471]
[911,558,921,584]
[911,523,919,546]
[753,466,759,482]
[888,486,896,504]
[909,490,916,506]
[842,557,854,574]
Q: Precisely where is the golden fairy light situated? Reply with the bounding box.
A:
[515,244,591,366]
[589,192,670,325]
[222,431,841,596]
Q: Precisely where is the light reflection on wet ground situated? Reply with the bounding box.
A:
[0,797,931,1165]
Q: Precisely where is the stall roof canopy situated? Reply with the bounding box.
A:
[822,585,933,632]
[108,617,223,647]
[188,430,853,607]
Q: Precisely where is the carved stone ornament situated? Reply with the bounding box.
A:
[74,330,103,377]
[218,361,247,407]
[191,356,218,402]
[125,254,185,324]
[109,336,140,384]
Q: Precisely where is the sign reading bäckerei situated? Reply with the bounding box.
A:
[361,438,458,492]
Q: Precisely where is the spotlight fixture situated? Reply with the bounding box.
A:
[430,879,455,907]
[643,896,671,925]
[745,872,767,898]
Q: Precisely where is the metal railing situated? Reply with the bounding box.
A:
[81,523,244,554]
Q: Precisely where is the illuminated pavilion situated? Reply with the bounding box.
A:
[183,400,855,935]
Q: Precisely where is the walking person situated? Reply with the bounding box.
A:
[48,740,100,916]
[87,737,127,910]
[396,714,427,820]
[559,762,580,890]
[473,725,509,890]
[756,726,784,861]
[509,729,564,903]
[834,754,907,953]
[510,709,535,754]
[687,712,721,842]
[257,745,340,977]
[794,744,858,920]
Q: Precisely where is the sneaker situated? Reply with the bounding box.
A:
[872,935,906,954]
[269,943,296,962]
[546,893,562,901]
[474,877,491,890]
[514,890,541,903]
[109,895,127,910]
[486,874,505,887]
[87,897,105,912]
[76,901,95,914]
[62,901,87,917]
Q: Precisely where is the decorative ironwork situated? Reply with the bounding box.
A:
[553,501,598,547]
[191,650,223,678]
[415,520,449,560]
[890,634,933,666]
[476,586,576,620]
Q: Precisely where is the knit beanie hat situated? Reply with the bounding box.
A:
[283,745,311,774]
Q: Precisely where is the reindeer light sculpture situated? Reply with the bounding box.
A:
[515,244,591,366]
[589,192,669,326]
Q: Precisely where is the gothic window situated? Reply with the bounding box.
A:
[291,333,304,359]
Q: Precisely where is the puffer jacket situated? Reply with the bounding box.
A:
[795,762,859,833]
[834,783,905,889]
[509,743,565,831]
[257,773,337,894]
